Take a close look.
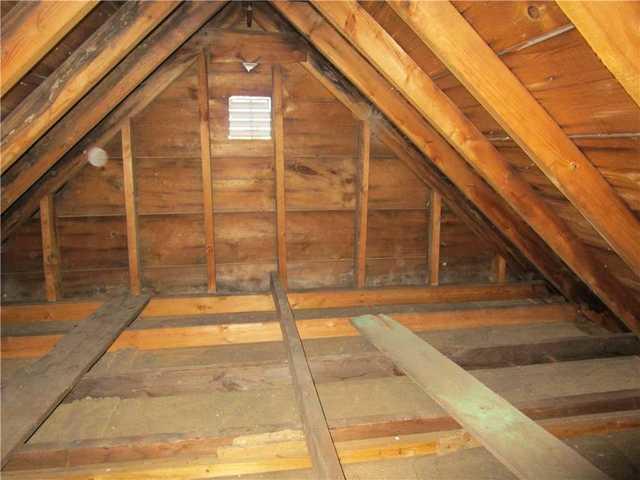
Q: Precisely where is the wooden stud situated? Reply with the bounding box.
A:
[0,1,97,97]
[122,119,142,296]
[303,0,640,333]
[355,121,371,288]
[427,191,442,286]
[0,294,150,468]
[351,314,609,480]
[557,1,640,107]
[390,0,640,278]
[270,273,345,479]
[272,65,288,287]
[38,195,62,302]
[0,2,180,173]
[0,1,226,215]
[198,50,217,292]
[495,255,508,284]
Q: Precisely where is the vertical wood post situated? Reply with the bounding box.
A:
[427,190,442,286]
[198,49,217,292]
[122,119,142,295]
[495,255,508,283]
[272,65,288,287]
[39,195,62,302]
[355,121,370,288]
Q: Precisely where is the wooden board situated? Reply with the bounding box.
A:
[351,314,609,480]
[0,294,150,467]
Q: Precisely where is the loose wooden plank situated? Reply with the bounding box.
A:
[198,50,217,292]
[427,191,442,286]
[121,119,141,295]
[39,195,62,301]
[1,302,576,359]
[351,314,609,480]
[307,0,640,333]
[0,2,179,173]
[0,1,225,215]
[355,121,371,288]
[273,65,288,287]
[0,301,102,324]
[270,273,345,479]
[390,0,640,278]
[271,1,591,307]
[0,1,97,97]
[0,294,150,467]
[557,1,640,107]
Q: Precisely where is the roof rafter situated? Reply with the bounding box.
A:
[305,0,639,333]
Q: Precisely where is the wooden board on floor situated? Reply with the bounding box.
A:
[351,314,609,480]
[0,294,150,467]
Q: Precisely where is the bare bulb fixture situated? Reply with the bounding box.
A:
[87,147,108,168]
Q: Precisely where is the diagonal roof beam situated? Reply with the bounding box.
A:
[0,1,180,173]
[0,1,227,215]
[279,0,640,332]
[557,1,640,108]
[390,0,640,278]
[0,1,98,97]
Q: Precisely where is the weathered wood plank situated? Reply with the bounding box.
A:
[427,190,442,286]
[121,119,141,295]
[270,273,345,479]
[355,121,370,288]
[495,255,507,283]
[0,294,150,467]
[557,1,640,107]
[39,195,61,302]
[0,1,179,173]
[273,65,288,287]
[0,1,97,96]
[390,0,640,278]
[351,314,609,480]
[198,50,217,292]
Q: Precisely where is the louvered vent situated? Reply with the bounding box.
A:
[228,96,271,140]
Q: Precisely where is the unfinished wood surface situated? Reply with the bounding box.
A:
[307,0,640,332]
[427,190,442,286]
[273,65,288,288]
[272,1,589,305]
[557,1,640,107]
[355,121,371,288]
[39,195,62,302]
[495,255,508,283]
[270,273,345,479]
[390,0,640,278]
[0,1,97,97]
[1,303,577,359]
[122,120,141,295]
[0,294,150,467]
[198,50,217,292]
[200,29,307,64]
[351,314,609,480]
[0,1,179,173]
[0,1,225,215]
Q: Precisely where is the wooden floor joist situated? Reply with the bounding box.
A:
[270,273,345,479]
[351,314,610,480]
[0,294,150,467]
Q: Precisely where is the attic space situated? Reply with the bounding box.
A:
[1,1,639,478]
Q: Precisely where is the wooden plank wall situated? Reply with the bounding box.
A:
[0,25,530,300]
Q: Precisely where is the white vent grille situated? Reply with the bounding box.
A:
[228,96,271,140]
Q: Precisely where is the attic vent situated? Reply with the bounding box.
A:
[228,96,271,140]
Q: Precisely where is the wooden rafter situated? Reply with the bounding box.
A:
[306,0,640,333]
[39,195,62,302]
[354,121,371,288]
[427,191,442,286]
[0,1,227,215]
[0,1,98,97]
[0,294,150,467]
[270,273,345,479]
[0,1,180,173]
[269,1,590,307]
[197,50,217,292]
[352,314,609,480]
[557,1,640,107]
[272,65,288,287]
[389,0,640,277]
[122,119,142,296]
